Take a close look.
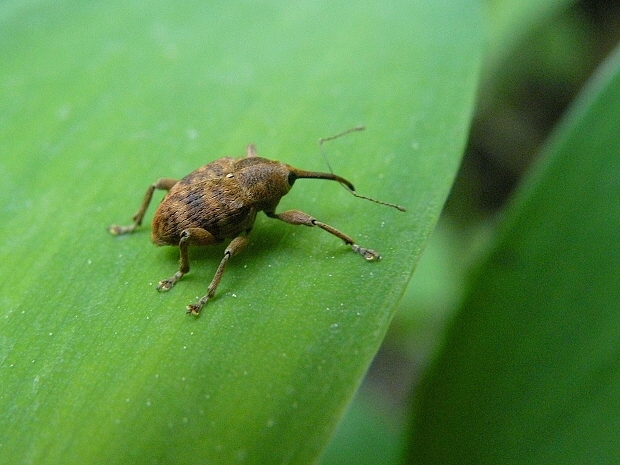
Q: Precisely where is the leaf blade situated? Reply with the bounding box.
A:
[0,1,483,463]
[409,42,620,465]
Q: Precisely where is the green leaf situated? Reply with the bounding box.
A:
[408,43,620,464]
[0,1,483,463]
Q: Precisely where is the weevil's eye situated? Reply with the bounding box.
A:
[287,171,297,186]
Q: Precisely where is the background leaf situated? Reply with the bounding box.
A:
[0,1,483,463]
[408,41,620,464]
[484,0,578,73]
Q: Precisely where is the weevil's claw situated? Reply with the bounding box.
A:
[108,224,136,235]
[186,304,201,315]
[157,272,183,292]
[157,280,173,292]
[352,245,381,261]
[186,295,209,315]
[363,249,381,261]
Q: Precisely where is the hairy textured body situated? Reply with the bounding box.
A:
[109,140,404,315]
[151,156,290,245]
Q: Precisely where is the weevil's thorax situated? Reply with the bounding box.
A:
[234,157,293,211]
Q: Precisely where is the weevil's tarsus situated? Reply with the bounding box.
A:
[351,244,381,261]
[157,271,183,292]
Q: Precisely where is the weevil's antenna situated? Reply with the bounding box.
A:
[318,126,406,212]
[318,126,365,174]
[345,187,407,211]
[319,126,366,147]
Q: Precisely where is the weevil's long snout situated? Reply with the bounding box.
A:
[287,167,355,191]
[287,166,406,212]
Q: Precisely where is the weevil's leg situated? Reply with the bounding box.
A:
[246,144,258,157]
[157,227,219,292]
[108,178,178,235]
[266,210,381,260]
[187,234,249,315]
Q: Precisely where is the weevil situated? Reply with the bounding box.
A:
[109,127,405,315]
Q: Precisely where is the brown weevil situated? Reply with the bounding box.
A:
[108,127,405,315]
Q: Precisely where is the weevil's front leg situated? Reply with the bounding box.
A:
[266,210,381,260]
[187,235,250,315]
[157,227,219,292]
[108,178,178,235]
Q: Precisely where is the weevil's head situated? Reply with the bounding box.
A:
[234,157,296,210]
[233,154,404,213]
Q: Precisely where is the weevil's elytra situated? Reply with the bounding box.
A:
[108,128,405,315]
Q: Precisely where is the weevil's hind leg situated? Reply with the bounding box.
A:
[246,144,258,157]
[266,210,381,260]
[108,178,178,235]
[187,234,250,315]
[157,227,219,292]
